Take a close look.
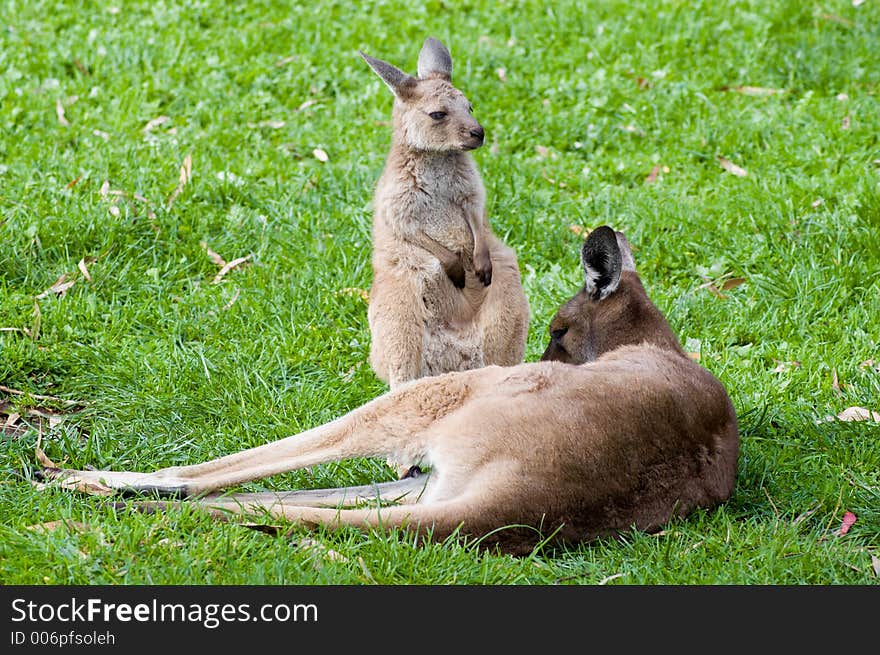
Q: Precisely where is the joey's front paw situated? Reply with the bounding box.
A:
[474,251,493,286]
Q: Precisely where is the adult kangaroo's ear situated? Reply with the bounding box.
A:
[417,37,452,80]
[582,226,623,300]
[360,51,416,98]
[615,230,636,272]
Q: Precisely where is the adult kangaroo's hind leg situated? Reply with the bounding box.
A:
[39,375,473,498]
[125,495,471,547]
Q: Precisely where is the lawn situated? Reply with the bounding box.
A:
[1,0,878,585]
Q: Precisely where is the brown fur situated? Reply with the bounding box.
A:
[40,227,739,556]
[361,38,530,389]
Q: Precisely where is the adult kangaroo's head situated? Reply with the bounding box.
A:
[542,226,685,364]
[360,37,484,152]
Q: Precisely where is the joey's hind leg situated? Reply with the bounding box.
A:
[368,271,428,388]
[477,243,529,367]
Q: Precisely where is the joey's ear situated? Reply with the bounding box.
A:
[417,37,452,80]
[581,225,623,300]
[360,51,416,97]
[615,230,636,272]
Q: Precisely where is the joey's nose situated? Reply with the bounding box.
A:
[470,126,485,143]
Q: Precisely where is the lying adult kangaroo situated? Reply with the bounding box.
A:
[40,227,739,555]
[360,37,530,388]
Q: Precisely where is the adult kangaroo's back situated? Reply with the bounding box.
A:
[360,37,530,388]
[42,227,739,555]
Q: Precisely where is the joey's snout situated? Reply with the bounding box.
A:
[463,122,484,150]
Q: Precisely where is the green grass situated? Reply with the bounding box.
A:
[1,0,878,585]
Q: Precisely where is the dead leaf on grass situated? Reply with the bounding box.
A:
[699,275,746,299]
[275,55,298,67]
[718,156,748,177]
[294,537,348,563]
[872,555,879,577]
[819,406,880,423]
[77,257,94,282]
[841,115,851,130]
[820,13,853,27]
[26,519,90,534]
[36,273,75,299]
[297,99,319,111]
[859,359,880,373]
[645,165,661,184]
[772,360,801,373]
[143,115,170,132]
[569,225,588,237]
[211,255,252,284]
[496,67,507,82]
[836,406,880,422]
[313,148,329,162]
[721,277,746,291]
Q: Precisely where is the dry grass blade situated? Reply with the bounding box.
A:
[31,299,41,340]
[872,555,880,578]
[0,384,83,406]
[645,165,661,184]
[200,241,226,267]
[211,255,252,284]
[726,85,785,96]
[55,99,70,126]
[221,288,241,310]
[35,425,57,468]
[718,156,748,177]
[167,153,193,207]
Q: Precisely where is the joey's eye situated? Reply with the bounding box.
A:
[429,111,447,120]
[551,327,568,340]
